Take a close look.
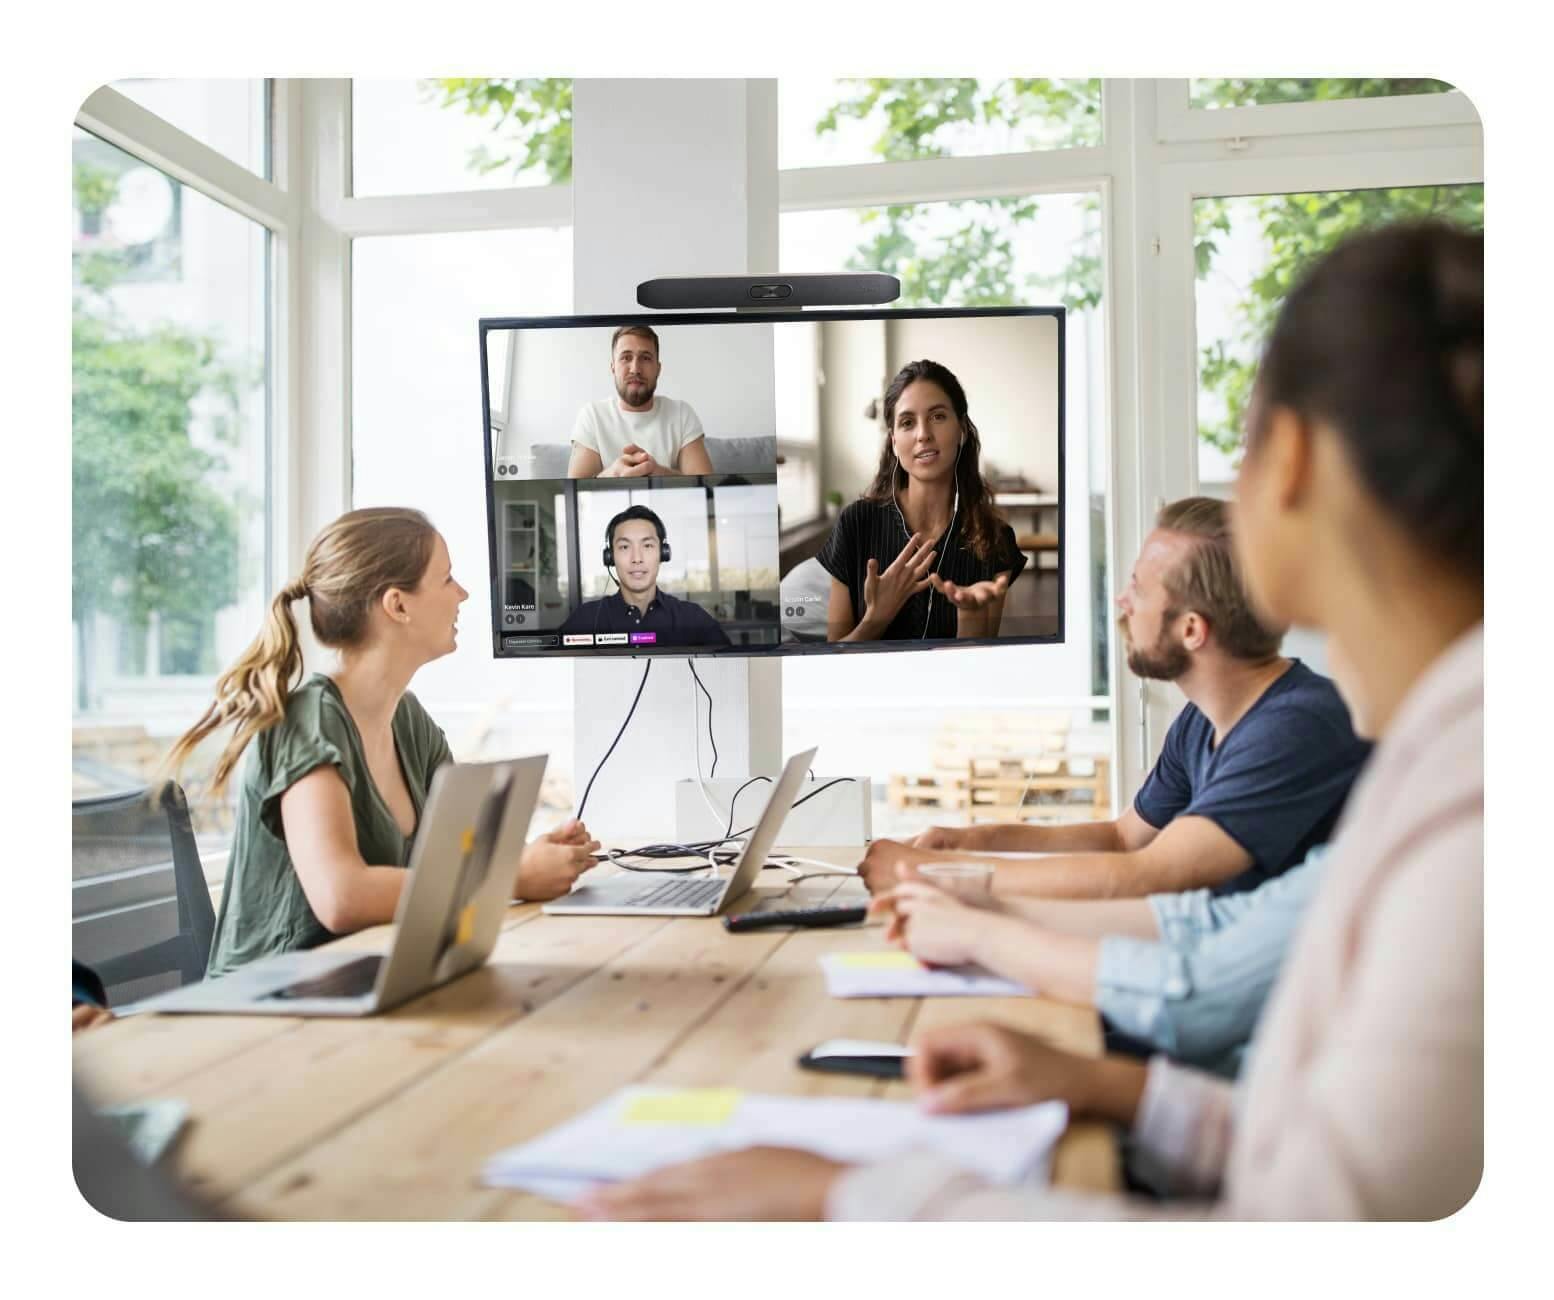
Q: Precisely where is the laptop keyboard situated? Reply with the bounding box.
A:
[265,954,383,1001]
[630,876,726,909]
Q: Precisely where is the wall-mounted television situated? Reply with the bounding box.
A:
[480,306,1064,658]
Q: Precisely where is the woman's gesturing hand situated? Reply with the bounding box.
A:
[860,532,937,632]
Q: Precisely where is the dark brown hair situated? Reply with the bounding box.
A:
[1251,220,1483,575]
[161,507,439,795]
[1157,496,1286,661]
[863,359,1007,562]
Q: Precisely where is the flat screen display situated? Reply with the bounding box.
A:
[480,307,1064,658]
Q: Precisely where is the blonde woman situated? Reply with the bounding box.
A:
[164,508,598,979]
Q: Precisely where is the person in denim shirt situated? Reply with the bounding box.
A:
[870,846,1326,1078]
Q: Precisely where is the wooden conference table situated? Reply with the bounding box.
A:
[73,850,1121,1219]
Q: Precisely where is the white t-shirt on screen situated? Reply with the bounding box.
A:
[570,396,705,470]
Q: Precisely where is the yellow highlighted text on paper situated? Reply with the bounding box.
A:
[836,952,923,971]
[623,1089,743,1126]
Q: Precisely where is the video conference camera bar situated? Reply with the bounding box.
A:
[637,272,901,311]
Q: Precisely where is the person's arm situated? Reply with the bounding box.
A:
[871,884,1106,1003]
[674,435,714,476]
[278,766,411,934]
[858,812,1162,896]
[996,893,1161,940]
[567,443,604,479]
[913,803,1160,854]
[988,814,1253,901]
[1092,873,1314,1069]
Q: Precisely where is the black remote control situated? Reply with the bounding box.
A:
[722,905,868,932]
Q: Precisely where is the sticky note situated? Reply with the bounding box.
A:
[455,904,476,946]
[459,827,476,855]
[836,952,923,970]
[622,1089,742,1126]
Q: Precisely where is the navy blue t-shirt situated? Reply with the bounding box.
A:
[1133,661,1370,896]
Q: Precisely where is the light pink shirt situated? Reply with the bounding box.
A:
[830,625,1484,1221]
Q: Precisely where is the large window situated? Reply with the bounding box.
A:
[1195,183,1485,484]
[1189,78,1457,111]
[780,187,1113,837]
[351,227,574,826]
[112,78,270,177]
[780,78,1102,169]
[71,128,270,839]
[351,79,573,196]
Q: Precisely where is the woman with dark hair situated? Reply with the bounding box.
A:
[817,360,1027,641]
[163,508,599,979]
[579,220,1484,1221]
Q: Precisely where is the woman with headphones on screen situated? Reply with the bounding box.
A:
[817,360,1026,642]
[162,507,599,979]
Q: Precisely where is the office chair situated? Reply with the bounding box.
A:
[72,783,215,1001]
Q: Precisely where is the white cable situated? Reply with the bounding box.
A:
[767,854,859,875]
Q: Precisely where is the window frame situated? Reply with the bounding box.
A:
[77,77,1484,807]
[1155,76,1481,143]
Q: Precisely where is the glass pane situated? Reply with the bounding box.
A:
[780,78,1101,169]
[351,227,575,829]
[352,79,572,196]
[1194,184,1484,484]
[72,128,269,848]
[1190,78,1456,110]
[112,78,269,178]
[780,192,1113,835]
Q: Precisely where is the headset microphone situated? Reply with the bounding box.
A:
[891,436,964,639]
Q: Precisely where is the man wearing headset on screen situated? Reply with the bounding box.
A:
[567,325,717,479]
[559,506,731,648]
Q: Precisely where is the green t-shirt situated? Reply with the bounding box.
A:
[205,674,453,980]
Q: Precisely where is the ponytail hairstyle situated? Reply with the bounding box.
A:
[160,507,439,796]
[863,359,1008,562]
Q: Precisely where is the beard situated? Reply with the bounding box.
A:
[615,373,656,407]
[1120,615,1191,681]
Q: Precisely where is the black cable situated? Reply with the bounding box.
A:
[687,660,717,779]
[726,777,858,841]
[575,660,653,823]
[724,776,773,840]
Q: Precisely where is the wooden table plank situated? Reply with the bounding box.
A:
[230,876,849,1219]
[75,852,1122,1217]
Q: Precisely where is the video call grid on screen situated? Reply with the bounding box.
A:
[479,307,1065,659]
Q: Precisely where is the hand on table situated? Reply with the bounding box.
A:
[574,1146,847,1221]
[908,1020,1105,1118]
[72,1003,114,1034]
[869,880,992,967]
[516,819,602,901]
[856,838,945,895]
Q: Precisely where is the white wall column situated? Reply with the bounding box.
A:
[570,78,782,843]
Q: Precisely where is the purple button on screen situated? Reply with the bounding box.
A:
[629,632,658,645]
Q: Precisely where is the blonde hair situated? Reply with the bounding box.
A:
[161,507,439,796]
[1156,497,1285,661]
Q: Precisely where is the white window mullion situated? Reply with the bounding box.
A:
[336,185,574,238]
[76,86,290,233]
[1157,80,1481,144]
[779,146,1109,212]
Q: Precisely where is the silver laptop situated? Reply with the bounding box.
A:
[136,756,547,1017]
[543,747,818,917]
